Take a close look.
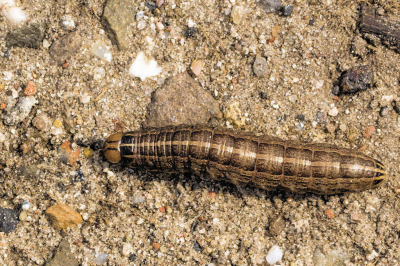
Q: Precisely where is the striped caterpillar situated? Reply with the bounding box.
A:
[103,124,386,195]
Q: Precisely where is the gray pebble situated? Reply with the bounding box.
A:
[256,0,283,14]
[253,55,268,77]
[379,106,390,117]
[0,207,19,233]
[283,6,294,16]
[5,23,45,49]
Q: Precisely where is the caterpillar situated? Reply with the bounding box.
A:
[103,124,386,195]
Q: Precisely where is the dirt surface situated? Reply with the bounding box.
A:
[0,0,399,265]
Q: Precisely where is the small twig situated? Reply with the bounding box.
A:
[91,87,107,103]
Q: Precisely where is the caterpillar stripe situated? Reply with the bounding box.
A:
[103,124,386,195]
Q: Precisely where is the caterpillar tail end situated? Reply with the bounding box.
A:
[103,133,123,163]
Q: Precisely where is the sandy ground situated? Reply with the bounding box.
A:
[0,0,400,265]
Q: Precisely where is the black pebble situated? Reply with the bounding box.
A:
[0,207,19,233]
[340,65,373,94]
[73,169,85,183]
[184,27,199,38]
[296,114,305,121]
[3,49,10,58]
[128,253,137,262]
[260,91,268,99]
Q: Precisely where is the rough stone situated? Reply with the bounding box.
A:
[49,31,82,65]
[313,248,349,266]
[340,65,373,94]
[253,55,268,77]
[269,215,285,236]
[143,71,220,128]
[256,0,283,14]
[5,23,45,49]
[102,0,136,50]
[45,203,83,230]
[3,96,38,126]
[45,239,79,266]
[0,208,19,233]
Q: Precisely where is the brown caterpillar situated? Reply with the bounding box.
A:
[103,124,386,195]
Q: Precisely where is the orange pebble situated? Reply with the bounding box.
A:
[24,81,36,96]
[63,59,69,68]
[325,209,334,219]
[0,103,6,109]
[364,125,376,139]
[152,242,160,250]
[208,191,216,198]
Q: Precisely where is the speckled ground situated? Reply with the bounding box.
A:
[0,0,399,265]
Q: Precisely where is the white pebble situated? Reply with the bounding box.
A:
[156,21,164,30]
[1,0,26,24]
[60,15,75,30]
[289,95,297,103]
[93,67,105,80]
[188,19,196,28]
[328,107,339,117]
[137,20,146,30]
[92,253,108,265]
[366,250,378,261]
[90,41,112,63]
[129,52,161,81]
[43,39,50,48]
[266,245,283,265]
[121,243,133,257]
[22,200,31,210]
[81,93,91,104]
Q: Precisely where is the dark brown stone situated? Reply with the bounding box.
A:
[49,32,82,66]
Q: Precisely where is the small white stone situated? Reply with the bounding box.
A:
[43,39,50,48]
[93,67,105,80]
[136,11,144,21]
[266,245,283,265]
[137,20,146,30]
[82,213,89,220]
[81,93,91,104]
[156,21,164,30]
[92,253,108,265]
[129,52,161,81]
[328,107,339,117]
[121,243,133,257]
[22,200,31,210]
[60,15,75,30]
[289,95,297,103]
[366,250,378,261]
[90,41,112,62]
[1,4,26,24]
[187,18,196,28]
